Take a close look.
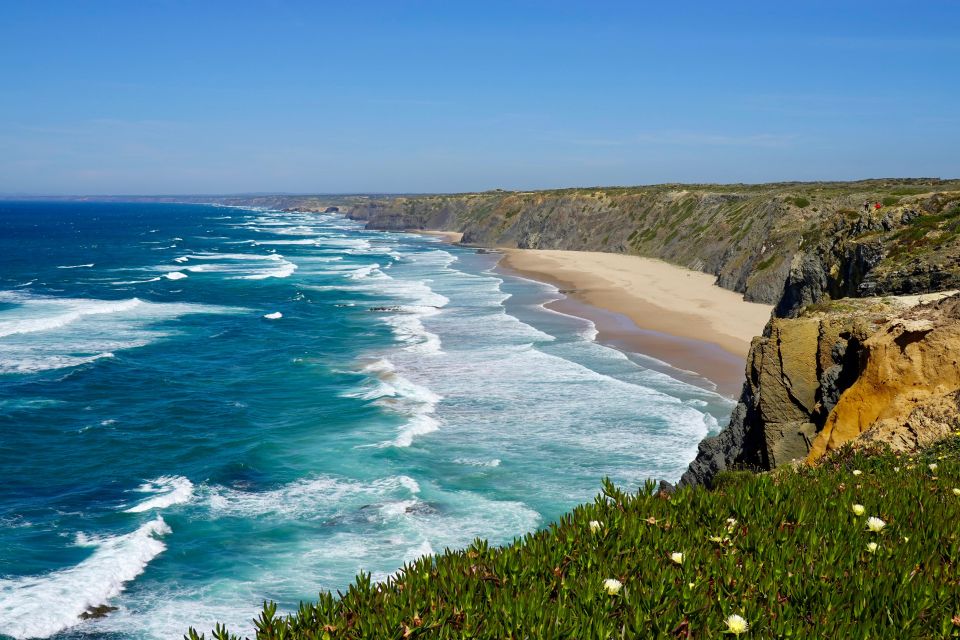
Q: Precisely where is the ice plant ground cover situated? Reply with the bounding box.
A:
[189,438,960,639]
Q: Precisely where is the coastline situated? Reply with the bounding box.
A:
[406,228,770,396]
[411,229,464,243]
[496,249,773,398]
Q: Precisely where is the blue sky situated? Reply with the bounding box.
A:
[1,1,958,194]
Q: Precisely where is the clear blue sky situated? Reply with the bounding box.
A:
[2,1,958,194]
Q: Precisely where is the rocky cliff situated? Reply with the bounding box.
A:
[680,292,960,485]
[336,179,960,485]
[345,180,960,309]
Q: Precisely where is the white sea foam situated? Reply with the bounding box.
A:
[124,476,195,513]
[204,474,421,520]
[393,414,441,447]
[0,517,171,639]
[346,263,382,279]
[184,264,231,273]
[403,540,435,563]
[164,271,188,280]
[346,359,443,447]
[238,260,297,280]
[110,277,162,285]
[159,253,298,280]
[350,359,441,405]
[57,263,95,269]
[263,311,282,320]
[383,312,443,355]
[0,297,143,338]
[255,238,320,246]
[453,458,502,468]
[182,252,284,261]
[0,351,117,374]
[0,291,243,374]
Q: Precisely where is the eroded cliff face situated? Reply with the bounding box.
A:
[348,188,800,304]
[809,296,960,459]
[681,293,960,485]
[346,181,960,311]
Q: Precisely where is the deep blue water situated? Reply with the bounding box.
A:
[0,201,732,639]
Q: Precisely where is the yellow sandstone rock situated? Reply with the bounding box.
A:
[807,296,960,460]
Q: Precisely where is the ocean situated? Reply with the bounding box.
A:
[0,201,733,639]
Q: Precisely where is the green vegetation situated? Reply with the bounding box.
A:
[890,205,960,256]
[189,440,960,639]
[754,254,780,272]
[788,196,810,208]
[890,186,933,196]
[882,196,901,207]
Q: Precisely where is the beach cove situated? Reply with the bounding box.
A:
[491,247,773,397]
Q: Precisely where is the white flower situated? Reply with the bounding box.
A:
[902,536,910,543]
[852,469,862,476]
[851,504,865,516]
[602,578,622,595]
[953,488,960,497]
[688,582,696,589]
[929,463,938,473]
[725,614,749,635]
[893,466,900,472]
[589,520,602,533]
[866,541,878,553]
[726,517,738,533]
[866,516,886,533]
[670,552,684,565]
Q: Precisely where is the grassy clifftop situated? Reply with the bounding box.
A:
[190,439,960,639]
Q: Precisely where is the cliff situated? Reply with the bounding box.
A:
[344,179,960,308]
[336,179,960,485]
[680,292,960,485]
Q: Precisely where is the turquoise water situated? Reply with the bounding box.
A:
[0,201,733,639]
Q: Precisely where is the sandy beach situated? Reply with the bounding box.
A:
[414,230,464,243]
[498,249,773,396]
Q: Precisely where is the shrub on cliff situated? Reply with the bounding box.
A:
[188,439,960,639]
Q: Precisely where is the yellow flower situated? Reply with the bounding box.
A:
[902,536,910,543]
[688,582,695,589]
[670,552,684,565]
[929,463,938,473]
[852,469,862,476]
[589,520,603,533]
[725,614,749,635]
[602,578,622,595]
[851,504,865,516]
[866,541,878,554]
[866,516,886,533]
[952,488,960,497]
[709,535,724,543]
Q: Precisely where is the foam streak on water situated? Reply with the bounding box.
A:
[0,201,734,640]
